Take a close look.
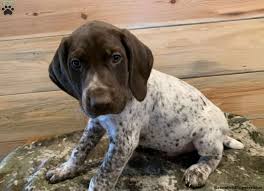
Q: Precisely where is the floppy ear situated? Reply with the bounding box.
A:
[121,29,154,101]
[48,37,78,99]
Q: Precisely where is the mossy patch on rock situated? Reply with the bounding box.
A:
[249,131,264,146]
[0,113,264,191]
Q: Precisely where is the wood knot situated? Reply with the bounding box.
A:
[81,12,88,20]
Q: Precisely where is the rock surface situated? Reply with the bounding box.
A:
[0,113,264,191]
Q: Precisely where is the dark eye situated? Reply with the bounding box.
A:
[111,52,122,64]
[71,59,81,70]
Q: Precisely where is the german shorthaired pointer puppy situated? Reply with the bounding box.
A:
[46,21,244,190]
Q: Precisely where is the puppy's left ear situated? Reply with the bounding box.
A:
[121,29,154,101]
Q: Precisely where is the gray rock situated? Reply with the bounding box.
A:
[0,113,264,191]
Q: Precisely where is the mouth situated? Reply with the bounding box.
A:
[80,102,114,118]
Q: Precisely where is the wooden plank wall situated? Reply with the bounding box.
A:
[0,0,264,157]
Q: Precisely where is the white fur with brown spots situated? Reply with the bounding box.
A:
[46,69,244,191]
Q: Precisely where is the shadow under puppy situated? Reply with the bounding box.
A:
[46,21,244,191]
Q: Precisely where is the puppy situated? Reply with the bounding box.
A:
[46,21,244,191]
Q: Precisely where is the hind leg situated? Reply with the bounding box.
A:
[183,136,223,188]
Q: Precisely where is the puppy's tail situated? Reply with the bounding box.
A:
[223,136,244,149]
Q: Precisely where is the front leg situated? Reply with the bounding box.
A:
[46,119,105,183]
[88,119,140,191]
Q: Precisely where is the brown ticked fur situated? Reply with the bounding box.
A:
[49,21,153,118]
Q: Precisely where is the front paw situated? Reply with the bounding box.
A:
[46,162,78,184]
[183,164,210,188]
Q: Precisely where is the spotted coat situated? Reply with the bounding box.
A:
[46,69,244,190]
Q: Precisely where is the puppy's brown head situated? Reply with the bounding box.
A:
[49,21,153,118]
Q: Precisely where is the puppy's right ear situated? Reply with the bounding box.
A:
[49,37,78,99]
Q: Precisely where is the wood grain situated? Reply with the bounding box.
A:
[0,91,87,142]
[250,118,264,128]
[0,0,264,38]
[1,1,264,157]
[0,71,263,145]
[185,72,264,118]
[1,18,264,96]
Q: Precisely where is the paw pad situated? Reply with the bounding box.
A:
[1,5,14,15]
